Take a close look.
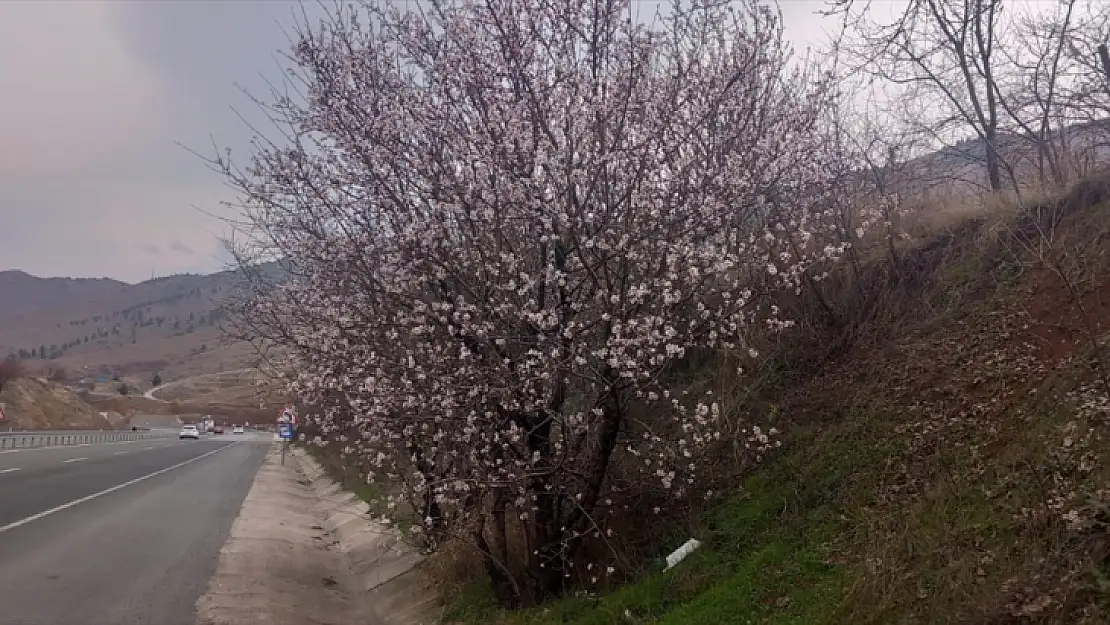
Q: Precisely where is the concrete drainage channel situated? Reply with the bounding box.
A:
[0,431,171,450]
[196,444,442,625]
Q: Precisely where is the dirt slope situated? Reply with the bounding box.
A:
[445,177,1110,624]
[0,377,117,430]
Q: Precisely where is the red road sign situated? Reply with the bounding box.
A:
[278,405,297,426]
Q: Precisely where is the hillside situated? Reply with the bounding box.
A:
[0,271,127,320]
[0,264,283,389]
[0,377,118,430]
[443,178,1110,623]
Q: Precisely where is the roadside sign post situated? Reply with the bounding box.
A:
[279,422,294,465]
[277,405,297,465]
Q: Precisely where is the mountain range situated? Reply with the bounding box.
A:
[0,266,274,382]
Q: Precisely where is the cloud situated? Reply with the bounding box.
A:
[0,3,165,179]
[0,1,304,283]
[0,1,834,284]
[169,239,196,256]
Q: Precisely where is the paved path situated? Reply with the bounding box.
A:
[0,435,270,625]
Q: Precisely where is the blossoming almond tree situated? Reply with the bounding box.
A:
[221,0,855,604]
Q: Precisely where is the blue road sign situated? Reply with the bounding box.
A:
[279,424,294,440]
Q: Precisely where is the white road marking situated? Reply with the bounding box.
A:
[0,443,239,535]
[143,446,154,451]
[63,457,87,464]
[0,468,21,474]
[114,451,128,456]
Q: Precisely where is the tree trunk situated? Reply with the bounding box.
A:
[478,490,521,606]
[985,132,1003,192]
[526,406,567,601]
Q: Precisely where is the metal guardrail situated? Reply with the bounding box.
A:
[0,430,173,451]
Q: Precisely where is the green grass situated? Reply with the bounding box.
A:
[301,442,386,507]
[444,394,1099,624]
[446,413,894,625]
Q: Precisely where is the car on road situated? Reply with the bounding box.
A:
[232,425,244,435]
[179,425,200,440]
[213,426,225,434]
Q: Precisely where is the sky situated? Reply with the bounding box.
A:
[0,0,840,283]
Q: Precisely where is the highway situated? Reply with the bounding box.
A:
[0,433,270,625]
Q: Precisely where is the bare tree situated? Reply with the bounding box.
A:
[833,0,1110,197]
[1059,4,1110,168]
[995,0,1080,188]
[833,0,1017,193]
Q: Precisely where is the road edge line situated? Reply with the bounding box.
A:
[0,442,239,535]
[0,437,176,455]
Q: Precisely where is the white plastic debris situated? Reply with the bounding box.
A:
[664,538,701,570]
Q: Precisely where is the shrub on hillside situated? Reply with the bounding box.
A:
[42,364,68,383]
[0,358,25,394]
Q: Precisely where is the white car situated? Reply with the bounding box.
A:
[179,425,200,440]
[233,425,245,435]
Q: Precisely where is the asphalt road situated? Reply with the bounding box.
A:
[0,434,270,625]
